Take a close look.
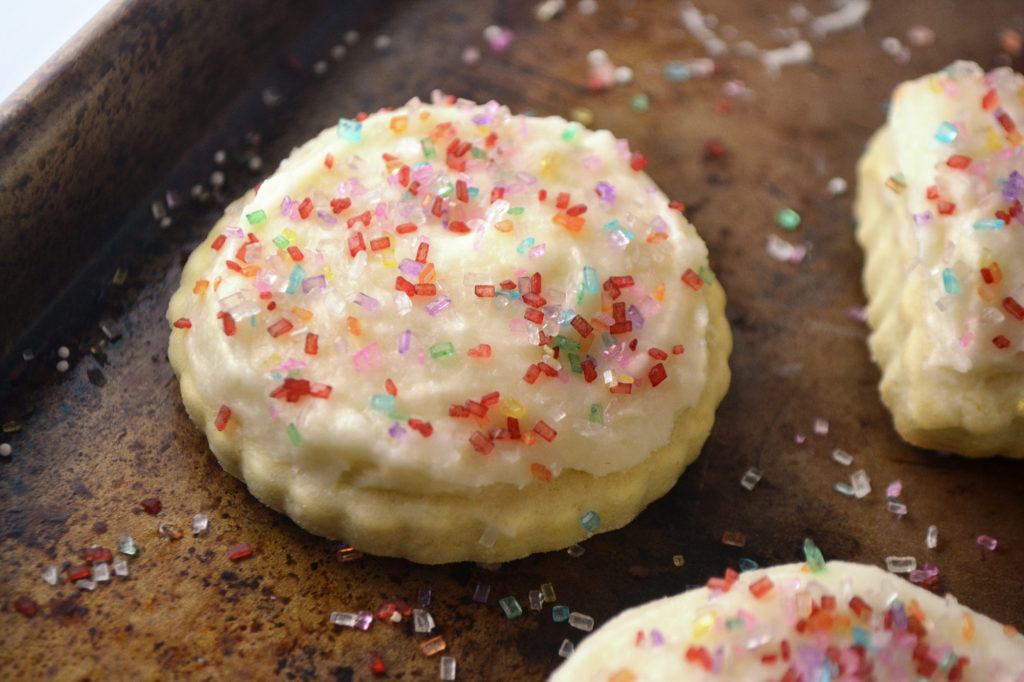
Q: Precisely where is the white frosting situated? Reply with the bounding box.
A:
[169,99,715,493]
[549,561,1024,681]
[880,61,1024,373]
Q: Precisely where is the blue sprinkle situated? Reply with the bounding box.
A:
[973,218,1005,230]
[942,268,960,294]
[583,266,599,292]
[934,121,958,143]
[581,511,600,532]
[337,118,363,142]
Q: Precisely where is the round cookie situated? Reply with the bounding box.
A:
[167,96,731,563]
[855,61,1024,457]
[549,560,1024,681]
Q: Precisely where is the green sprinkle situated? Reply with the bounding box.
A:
[246,209,267,225]
[371,394,396,411]
[803,537,826,573]
[388,410,410,422]
[499,596,523,619]
[581,511,600,532]
[567,352,582,374]
[420,137,436,159]
[438,184,454,198]
[630,92,650,114]
[775,208,801,230]
[337,118,362,142]
[508,207,525,215]
[561,125,578,141]
[517,237,535,254]
[287,423,302,446]
[429,342,455,359]
[552,605,570,622]
[725,617,746,630]
[470,146,487,159]
[552,335,580,351]
[588,403,603,424]
[272,235,290,250]
[697,265,715,285]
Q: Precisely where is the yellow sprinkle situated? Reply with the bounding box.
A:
[986,128,1004,151]
[268,353,282,367]
[615,373,635,384]
[569,106,594,126]
[282,228,298,243]
[539,152,560,177]
[693,611,716,638]
[500,398,526,419]
[323,265,334,282]
[672,554,685,567]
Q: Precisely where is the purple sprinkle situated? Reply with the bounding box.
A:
[890,601,908,629]
[399,329,411,354]
[354,610,374,631]
[317,209,338,225]
[626,304,645,330]
[515,171,537,185]
[301,275,326,293]
[595,181,616,203]
[886,480,903,498]
[389,422,407,438]
[399,258,425,276]
[425,295,451,315]
[418,586,433,606]
[355,292,380,312]
[472,582,491,603]
[977,534,998,551]
[280,195,293,215]
[1003,170,1024,202]
[913,212,932,226]
[650,215,669,232]
[650,629,665,647]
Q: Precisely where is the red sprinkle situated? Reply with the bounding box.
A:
[395,222,417,234]
[475,284,495,297]
[456,180,469,202]
[297,198,313,219]
[13,596,38,617]
[648,363,667,387]
[173,318,192,329]
[648,347,668,360]
[448,220,471,234]
[267,319,294,338]
[324,153,334,169]
[470,431,494,454]
[571,315,594,338]
[681,268,704,291]
[395,276,416,297]
[416,242,430,264]
[581,359,597,383]
[982,88,999,110]
[609,382,632,394]
[287,245,304,261]
[556,192,571,209]
[993,335,1011,349]
[218,311,237,336]
[211,235,226,251]
[413,283,437,296]
[227,542,253,561]
[926,185,940,200]
[669,200,687,212]
[304,333,319,355]
[348,231,366,256]
[467,344,492,358]
[523,364,542,384]
[330,197,352,214]
[214,405,232,431]
[385,378,397,396]
[83,546,113,563]
[141,497,162,514]
[946,154,972,170]
[1003,296,1024,320]
[749,576,774,599]
[629,151,649,171]
[370,236,391,251]
[533,420,557,442]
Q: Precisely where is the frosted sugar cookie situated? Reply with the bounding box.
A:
[550,559,1024,681]
[856,61,1024,457]
[167,96,731,563]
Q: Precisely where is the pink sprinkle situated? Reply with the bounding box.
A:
[399,329,411,354]
[528,244,546,259]
[417,349,426,365]
[509,318,529,334]
[977,535,998,551]
[794,433,807,444]
[278,358,307,372]
[225,225,245,239]
[886,480,903,498]
[353,342,383,371]
[581,156,602,171]
[375,203,388,220]
[958,333,973,348]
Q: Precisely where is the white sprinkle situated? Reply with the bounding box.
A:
[57,346,70,359]
[0,443,11,457]
[56,360,70,373]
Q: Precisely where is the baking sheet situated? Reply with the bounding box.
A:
[2,0,1023,679]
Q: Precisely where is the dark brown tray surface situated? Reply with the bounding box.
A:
[2,1,1023,679]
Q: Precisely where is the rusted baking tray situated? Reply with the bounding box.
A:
[2,0,1022,679]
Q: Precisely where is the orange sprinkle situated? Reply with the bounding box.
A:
[419,263,436,284]
[1005,624,1019,637]
[390,115,408,133]
[962,611,976,641]
[520,430,536,446]
[552,212,585,232]
[907,599,926,623]
[347,316,362,336]
[529,462,552,482]
[494,219,514,233]
[292,308,313,323]
[193,280,209,296]
[654,282,665,302]
[646,232,668,243]
[213,276,223,292]
[241,264,261,278]
[609,670,636,682]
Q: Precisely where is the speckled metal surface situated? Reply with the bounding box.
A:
[2,1,1023,679]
